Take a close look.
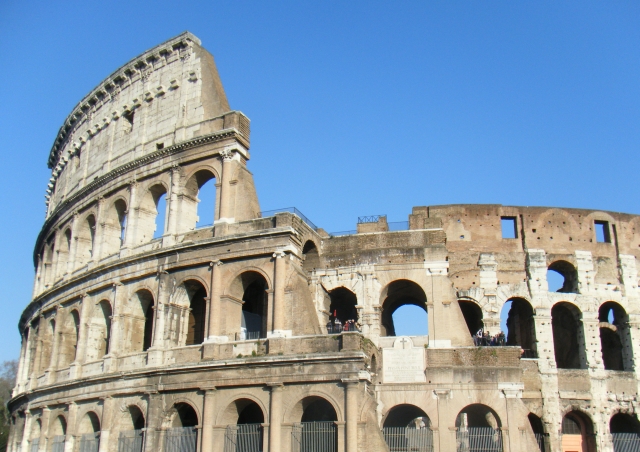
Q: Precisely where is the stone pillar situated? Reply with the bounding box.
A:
[15,330,29,393]
[97,397,115,452]
[165,166,182,240]
[64,403,78,452]
[434,389,452,452]
[75,294,92,365]
[268,385,283,452]
[206,261,226,342]
[148,273,170,365]
[217,149,235,223]
[122,181,139,252]
[48,312,62,376]
[200,389,216,452]
[268,252,291,338]
[343,380,359,452]
[38,408,50,452]
[19,411,33,452]
[93,197,106,261]
[575,250,596,295]
[144,393,164,452]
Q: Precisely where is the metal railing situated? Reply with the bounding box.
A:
[358,215,385,224]
[236,330,261,341]
[291,422,337,452]
[164,427,197,452]
[30,438,39,452]
[51,435,65,452]
[456,428,503,452]
[326,323,361,334]
[79,433,100,452]
[118,430,144,452]
[534,433,547,452]
[259,208,318,231]
[382,426,434,452]
[612,433,640,452]
[328,230,357,237]
[223,424,263,452]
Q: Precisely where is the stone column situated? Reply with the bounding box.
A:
[269,252,290,337]
[97,397,115,452]
[48,311,62,378]
[434,389,452,452]
[144,393,164,452]
[15,330,28,393]
[122,181,139,252]
[64,403,78,452]
[217,150,235,223]
[75,294,92,364]
[206,261,226,342]
[200,389,216,452]
[38,408,50,452]
[148,273,170,365]
[165,166,181,240]
[343,380,359,452]
[268,385,283,452]
[19,411,33,452]
[93,197,106,261]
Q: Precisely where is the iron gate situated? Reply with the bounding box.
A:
[51,435,65,452]
[79,433,100,452]
[382,426,434,452]
[118,430,144,452]
[164,427,197,452]
[30,438,39,452]
[456,427,503,452]
[291,422,337,452]
[534,433,547,452]
[612,433,640,452]
[223,424,263,452]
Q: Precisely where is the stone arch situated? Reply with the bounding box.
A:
[598,301,633,371]
[102,198,128,256]
[228,270,270,340]
[527,413,546,452]
[38,317,56,373]
[561,410,596,452]
[327,287,358,330]
[218,397,266,425]
[76,213,97,268]
[501,297,537,357]
[182,168,218,230]
[380,280,428,337]
[302,240,320,273]
[30,418,42,440]
[56,227,72,279]
[50,414,67,437]
[167,402,199,428]
[547,260,579,293]
[283,390,344,424]
[455,404,503,451]
[610,412,640,433]
[77,411,100,434]
[136,182,169,244]
[455,404,502,429]
[85,300,112,362]
[226,267,273,295]
[126,289,155,353]
[42,233,56,287]
[552,302,587,369]
[118,405,146,431]
[171,279,207,346]
[535,208,582,241]
[57,309,80,368]
[382,404,432,428]
[457,298,484,337]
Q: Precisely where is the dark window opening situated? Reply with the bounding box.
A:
[156,142,164,150]
[302,241,320,273]
[595,220,611,243]
[503,298,537,358]
[185,284,207,346]
[328,287,358,332]
[241,274,268,340]
[237,402,265,425]
[528,414,546,452]
[142,299,154,352]
[599,302,631,371]
[458,300,483,337]
[174,404,198,428]
[381,280,428,337]
[301,399,337,423]
[123,111,134,133]
[501,217,517,239]
[547,261,579,293]
[551,303,585,369]
[610,413,640,434]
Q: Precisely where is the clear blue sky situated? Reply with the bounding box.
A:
[0,1,638,362]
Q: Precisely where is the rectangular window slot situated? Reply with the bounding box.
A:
[501,217,517,239]
[595,220,611,243]
[123,111,134,133]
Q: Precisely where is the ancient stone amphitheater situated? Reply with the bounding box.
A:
[7,32,640,452]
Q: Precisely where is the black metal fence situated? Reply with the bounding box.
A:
[51,435,65,452]
[326,324,360,334]
[456,428,503,452]
[259,208,318,231]
[291,422,337,452]
[164,427,197,452]
[118,430,144,452]
[612,433,640,452]
[382,426,434,452]
[223,424,263,452]
[29,438,39,452]
[79,433,100,452]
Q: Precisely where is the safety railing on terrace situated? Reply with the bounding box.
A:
[291,422,337,452]
[259,207,318,231]
[456,427,503,452]
[382,426,434,452]
[223,424,263,452]
[612,433,640,452]
[358,215,385,223]
[79,433,100,452]
[326,323,361,334]
[118,430,144,452]
[164,427,197,452]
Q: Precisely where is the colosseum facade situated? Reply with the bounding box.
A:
[7,31,640,452]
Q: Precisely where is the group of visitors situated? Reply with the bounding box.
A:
[327,311,361,333]
[473,329,506,346]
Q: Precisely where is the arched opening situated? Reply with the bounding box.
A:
[56,229,72,279]
[528,413,546,452]
[128,290,154,353]
[599,302,632,371]
[43,236,55,287]
[29,419,41,452]
[178,281,207,346]
[165,404,197,452]
[38,319,55,373]
[221,399,265,452]
[552,302,586,369]
[458,300,484,339]
[76,215,97,268]
[78,412,101,452]
[117,406,145,452]
[562,411,596,452]
[58,310,80,368]
[184,170,216,230]
[137,184,168,244]
[86,301,112,361]
[229,272,268,340]
[501,298,537,357]
[327,287,358,333]
[382,405,433,452]
[547,260,579,293]
[455,404,502,452]
[293,397,338,452]
[302,241,320,273]
[103,199,127,256]
[50,416,67,452]
[380,280,428,337]
[611,413,640,451]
